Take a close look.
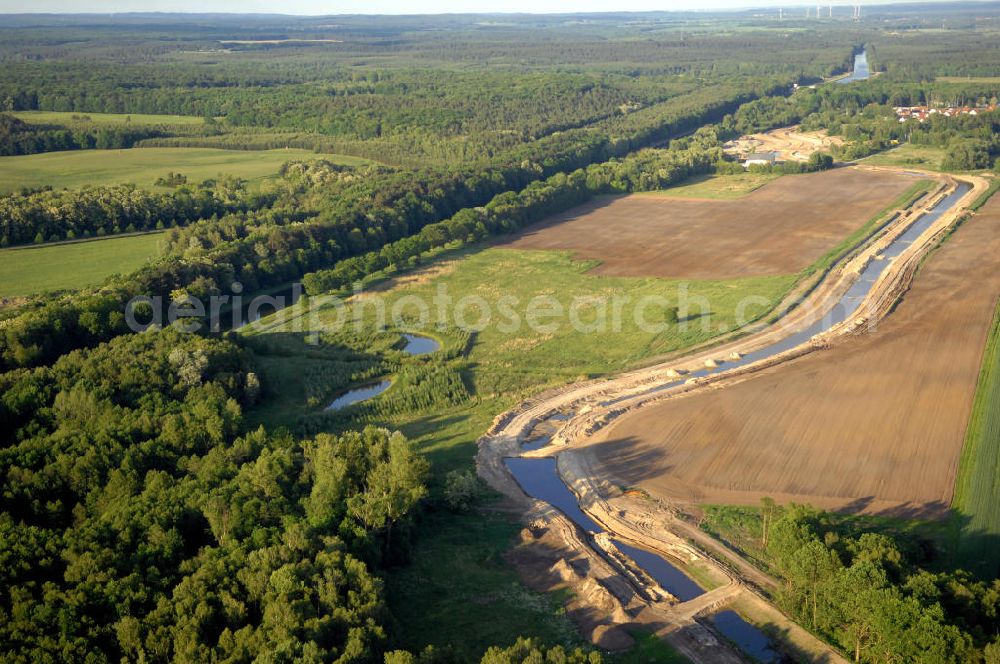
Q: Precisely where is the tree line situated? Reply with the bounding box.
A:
[764,503,1000,663]
[0,177,276,247]
[0,112,168,156]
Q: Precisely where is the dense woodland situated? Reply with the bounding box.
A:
[763,504,1000,663]
[0,177,272,246]
[2,9,1000,663]
[0,113,172,156]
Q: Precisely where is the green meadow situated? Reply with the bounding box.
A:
[862,143,949,171]
[12,110,209,126]
[0,232,164,297]
[638,172,780,199]
[952,302,1000,576]
[0,147,371,192]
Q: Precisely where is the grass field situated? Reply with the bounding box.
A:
[638,172,779,199]
[936,76,1000,84]
[0,147,370,192]
[862,143,949,171]
[0,232,163,297]
[12,110,209,127]
[308,247,793,387]
[952,300,1000,577]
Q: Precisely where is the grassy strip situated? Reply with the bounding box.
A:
[636,172,779,200]
[12,110,208,126]
[969,177,1000,212]
[861,144,948,171]
[951,299,1000,576]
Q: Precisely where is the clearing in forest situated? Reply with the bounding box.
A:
[0,147,370,192]
[0,232,164,297]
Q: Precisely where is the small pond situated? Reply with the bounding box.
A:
[401,333,441,355]
[326,380,392,410]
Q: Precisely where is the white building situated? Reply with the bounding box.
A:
[744,151,778,168]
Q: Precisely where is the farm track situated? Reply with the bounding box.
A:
[477,166,989,663]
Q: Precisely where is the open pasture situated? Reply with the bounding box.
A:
[584,195,1000,518]
[12,110,208,127]
[0,147,368,192]
[498,168,916,280]
[636,172,779,200]
[0,232,164,297]
[862,143,949,171]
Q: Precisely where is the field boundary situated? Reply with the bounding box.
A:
[1,228,167,252]
[952,297,1000,574]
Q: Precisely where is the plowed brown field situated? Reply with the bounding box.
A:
[583,196,1000,518]
[499,168,915,280]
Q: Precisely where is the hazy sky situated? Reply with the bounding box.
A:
[0,0,915,16]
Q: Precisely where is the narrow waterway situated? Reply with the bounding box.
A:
[503,181,972,661]
[504,458,712,600]
[837,50,870,84]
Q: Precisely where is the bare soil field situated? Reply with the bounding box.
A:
[723,125,845,162]
[583,195,1000,518]
[498,168,915,280]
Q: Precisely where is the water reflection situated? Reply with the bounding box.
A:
[401,333,441,355]
[837,50,870,84]
[326,379,392,410]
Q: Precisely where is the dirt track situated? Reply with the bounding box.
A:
[499,168,914,279]
[585,193,1000,518]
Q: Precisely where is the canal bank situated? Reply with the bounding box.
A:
[480,169,987,663]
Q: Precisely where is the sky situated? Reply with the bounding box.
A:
[0,0,927,16]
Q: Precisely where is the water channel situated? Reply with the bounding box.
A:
[836,50,870,84]
[503,182,972,660]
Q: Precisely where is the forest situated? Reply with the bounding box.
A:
[3,8,1000,663]
[763,504,1000,663]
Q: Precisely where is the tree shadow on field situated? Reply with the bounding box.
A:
[829,500,1000,581]
[838,495,876,515]
[493,195,623,245]
[948,521,1000,580]
[587,435,673,486]
[873,500,951,522]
